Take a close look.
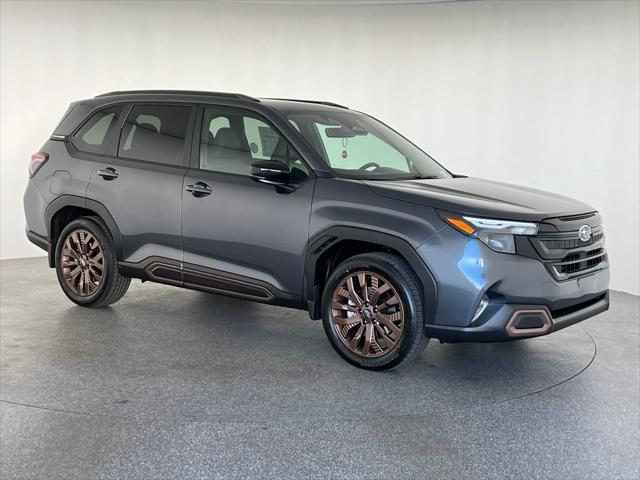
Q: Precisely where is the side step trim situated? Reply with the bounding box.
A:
[118,257,302,309]
[181,264,273,302]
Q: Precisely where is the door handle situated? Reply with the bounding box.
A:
[185,181,212,197]
[97,167,119,180]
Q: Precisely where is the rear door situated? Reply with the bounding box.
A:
[86,103,195,264]
[181,105,315,297]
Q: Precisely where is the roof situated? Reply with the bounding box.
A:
[95,90,349,110]
[259,97,348,110]
[96,90,260,102]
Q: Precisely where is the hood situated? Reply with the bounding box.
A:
[363,177,595,222]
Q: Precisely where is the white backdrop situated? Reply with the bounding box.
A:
[1,0,638,294]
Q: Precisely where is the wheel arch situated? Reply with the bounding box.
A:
[45,195,123,268]
[304,226,437,322]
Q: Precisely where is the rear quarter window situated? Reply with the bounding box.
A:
[72,106,123,155]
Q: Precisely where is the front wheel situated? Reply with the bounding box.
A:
[321,252,429,371]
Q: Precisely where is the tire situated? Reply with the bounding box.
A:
[54,217,130,307]
[321,252,429,371]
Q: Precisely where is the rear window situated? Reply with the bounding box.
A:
[118,105,192,166]
[72,106,122,154]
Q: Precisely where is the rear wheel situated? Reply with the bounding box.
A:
[321,252,429,370]
[55,217,130,307]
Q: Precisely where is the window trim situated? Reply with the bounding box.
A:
[190,104,315,182]
[113,102,197,168]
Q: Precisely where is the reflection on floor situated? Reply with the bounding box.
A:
[1,257,638,479]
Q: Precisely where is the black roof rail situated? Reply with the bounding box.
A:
[263,98,349,109]
[95,90,261,102]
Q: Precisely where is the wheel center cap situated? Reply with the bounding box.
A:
[362,309,373,321]
[80,259,87,268]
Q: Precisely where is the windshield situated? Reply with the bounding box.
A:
[283,109,451,180]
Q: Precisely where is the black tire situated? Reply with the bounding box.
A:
[321,252,429,371]
[55,217,130,307]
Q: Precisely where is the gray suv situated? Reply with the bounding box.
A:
[24,90,610,370]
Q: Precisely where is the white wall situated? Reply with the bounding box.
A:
[1,0,638,294]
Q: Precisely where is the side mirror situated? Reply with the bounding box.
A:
[251,160,291,186]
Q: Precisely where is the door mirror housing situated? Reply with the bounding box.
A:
[251,160,291,186]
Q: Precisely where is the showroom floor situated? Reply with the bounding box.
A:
[1,257,638,480]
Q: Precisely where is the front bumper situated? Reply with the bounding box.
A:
[425,291,609,342]
[417,226,610,342]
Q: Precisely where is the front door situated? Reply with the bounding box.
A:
[86,103,194,265]
[181,105,315,299]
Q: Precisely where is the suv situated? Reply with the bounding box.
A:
[24,90,610,370]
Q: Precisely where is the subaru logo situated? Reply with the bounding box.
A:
[578,224,592,242]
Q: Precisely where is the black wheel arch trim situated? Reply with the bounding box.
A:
[26,229,49,252]
[44,195,123,268]
[304,226,438,323]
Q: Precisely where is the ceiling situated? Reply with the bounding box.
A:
[221,0,470,5]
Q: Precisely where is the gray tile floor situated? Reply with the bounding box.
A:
[1,257,638,479]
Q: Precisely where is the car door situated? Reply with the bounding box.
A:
[181,105,315,300]
[86,103,195,265]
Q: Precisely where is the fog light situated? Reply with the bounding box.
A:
[471,295,489,324]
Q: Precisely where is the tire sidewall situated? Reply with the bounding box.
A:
[55,218,113,306]
[321,255,422,370]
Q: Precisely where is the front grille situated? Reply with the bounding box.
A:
[542,232,603,250]
[557,248,606,275]
[526,220,607,281]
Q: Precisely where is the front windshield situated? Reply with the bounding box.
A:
[284,109,451,180]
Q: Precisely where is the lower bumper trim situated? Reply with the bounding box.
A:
[505,309,552,337]
[426,291,609,343]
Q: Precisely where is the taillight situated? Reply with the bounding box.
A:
[29,152,48,177]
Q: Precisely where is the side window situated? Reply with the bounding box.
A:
[118,104,192,166]
[200,114,231,170]
[210,116,230,137]
[243,116,280,160]
[199,107,310,181]
[72,106,122,154]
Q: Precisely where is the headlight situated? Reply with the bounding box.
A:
[440,212,538,254]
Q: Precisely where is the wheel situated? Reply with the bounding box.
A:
[55,217,130,307]
[321,252,429,371]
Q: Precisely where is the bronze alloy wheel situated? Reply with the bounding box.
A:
[330,270,405,358]
[60,229,104,297]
